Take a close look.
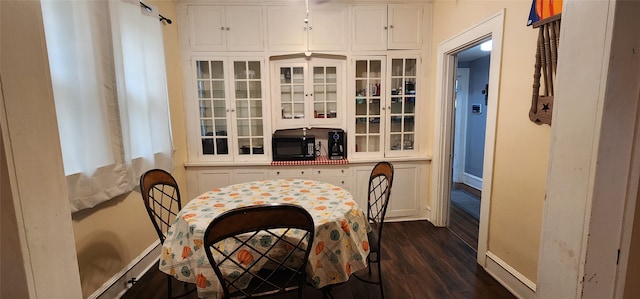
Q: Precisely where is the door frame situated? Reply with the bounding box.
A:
[431,11,504,265]
[452,68,470,184]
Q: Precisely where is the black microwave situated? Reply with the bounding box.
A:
[272,135,316,161]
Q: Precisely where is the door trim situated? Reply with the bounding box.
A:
[431,10,504,266]
[452,68,469,184]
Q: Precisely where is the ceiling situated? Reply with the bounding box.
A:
[457,44,491,62]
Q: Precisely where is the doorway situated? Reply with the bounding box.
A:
[448,42,491,250]
[431,11,504,265]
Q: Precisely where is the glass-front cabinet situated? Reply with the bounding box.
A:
[351,56,418,158]
[271,57,345,130]
[194,57,268,161]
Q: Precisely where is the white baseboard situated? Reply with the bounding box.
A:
[484,251,536,299]
[88,240,161,299]
[462,172,483,190]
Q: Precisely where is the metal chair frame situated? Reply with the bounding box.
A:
[353,161,394,299]
[203,204,315,299]
[139,169,196,299]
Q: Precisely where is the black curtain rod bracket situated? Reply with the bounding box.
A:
[139,1,172,24]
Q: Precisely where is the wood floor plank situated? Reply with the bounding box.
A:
[121,221,514,299]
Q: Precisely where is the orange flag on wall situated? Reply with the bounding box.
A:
[527,0,563,26]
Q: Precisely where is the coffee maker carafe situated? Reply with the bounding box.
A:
[328,130,346,160]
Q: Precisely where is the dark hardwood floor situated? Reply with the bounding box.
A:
[449,184,480,251]
[121,221,514,299]
[449,201,480,251]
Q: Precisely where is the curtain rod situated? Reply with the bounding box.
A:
[139,2,172,24]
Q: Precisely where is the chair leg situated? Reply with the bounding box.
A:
[167,275,172,299]
[377,260,384,299]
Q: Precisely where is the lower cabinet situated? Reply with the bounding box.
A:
[269,166,350,191]
[352,161,428,220]
[186,167,269,199]
[185,161,428,221]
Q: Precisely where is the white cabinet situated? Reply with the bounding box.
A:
[308,5,349,51]
[190,57,270,162]
[187,168,269,199]
[352,162,425,219]
[267,4,348,52]
[351,4,423,51]
[185,5,264,52]
[350,56,419,159]
[269,166,350,190]
[271,58,346,130]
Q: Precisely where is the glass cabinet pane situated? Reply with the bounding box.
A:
[313,66,338,119]
[353,59,383,154]
[233,60,266,157]
[195,58,266,159]
[388,58,417,152]
[280,66,305,120]
[197,59,228,156]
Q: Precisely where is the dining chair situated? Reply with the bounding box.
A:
[203,203,315,299]
[139,169,196,298]
[353,161,394,299]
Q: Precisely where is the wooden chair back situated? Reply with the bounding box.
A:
[203,204,315,299]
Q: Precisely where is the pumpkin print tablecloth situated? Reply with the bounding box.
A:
[159,179,370,298]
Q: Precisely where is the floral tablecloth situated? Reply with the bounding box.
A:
[159,179,370,298]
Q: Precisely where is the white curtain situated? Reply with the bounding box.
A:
[41,0,173,212]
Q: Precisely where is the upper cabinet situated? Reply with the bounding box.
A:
[190,57,270,162]
[350,56,419,159]
[185,5,264,52]
[267,4,348,52]
[351,4,423,51]
[271,57,346,130]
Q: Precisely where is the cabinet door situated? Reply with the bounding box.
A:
[308,60,344,128]
[272,59,345,130]
[232,169,268,184]
[270,168,311,179]
[195,59,233,161]
[387,4,422,50]
[386,165,419,218]
[267,5,307,52]
[225,6,264,51]
[308,5,348,51]
[386,57,418,157]
[351,5,387,51]
[188,6,226,51]
[196,171,232,197]
[352,57,386,159]
[230,60,268,161]
[273,62,309,129]
[311,167,350,191]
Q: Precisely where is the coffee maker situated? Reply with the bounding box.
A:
[328,130,346,160]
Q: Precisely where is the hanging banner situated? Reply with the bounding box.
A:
[527,0,563,26]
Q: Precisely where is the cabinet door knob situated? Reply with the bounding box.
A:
[226,27,230,31]
[384,26,388,30]
[389,25,394,29]
[220,27,225,30]
[301,171,305,174]
[341,180,344,184]
[308,27,312,30]
[277,171,280,175]
[231,109,236,113]
[317,170,321,174]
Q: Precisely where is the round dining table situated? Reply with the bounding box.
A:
[158,178,370,298]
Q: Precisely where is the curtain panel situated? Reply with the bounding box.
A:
[41,0,173,212]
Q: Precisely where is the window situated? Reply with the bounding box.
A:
[41,0,173,212]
